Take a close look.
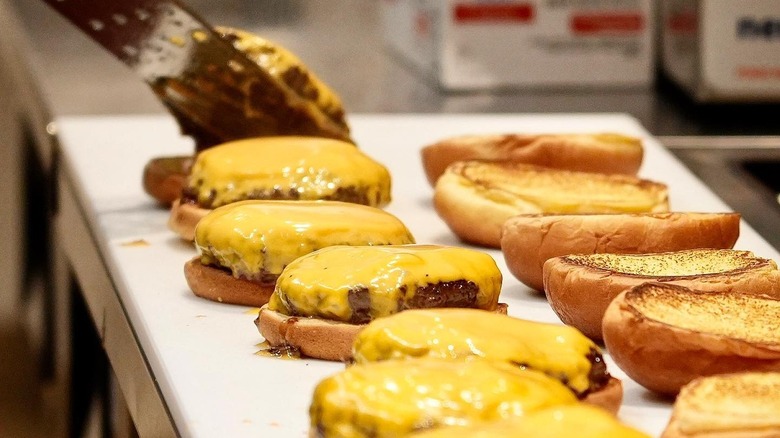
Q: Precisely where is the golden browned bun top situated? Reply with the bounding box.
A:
[183,136,391,209]
[672,372,780,435]
[352,308,607,397]
[194,200,414,281]
[411,404,650,438]
[625,283,780,344]
[310,358,577,438]
[562,249,773,278]
[445,161,668,214]
[268,245,501,324]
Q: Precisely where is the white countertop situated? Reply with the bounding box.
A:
[55,113,780,438]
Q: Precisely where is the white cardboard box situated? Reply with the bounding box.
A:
[380,0,655,90]
[661,0,780,102]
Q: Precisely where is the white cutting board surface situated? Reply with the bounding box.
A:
[56,113,779,438]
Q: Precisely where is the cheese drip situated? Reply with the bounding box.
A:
[186,136,391,208]
[310,358,577,438]
[268,245,502,322]
[195,200,414,280]
[352,308,602,396]
[411,404,650,438]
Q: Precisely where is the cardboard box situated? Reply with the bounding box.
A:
[380,0,655,90]
[661,0,780,102]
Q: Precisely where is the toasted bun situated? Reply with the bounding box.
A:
[168,199,211,241]
[142,156,192,207]
[662,372,780,438]
[255,304,509,362]
[184,257,274,307]
[603,283,780,396]
[584,377,623,416]
[501,212,741,291]
[420,133,644,185]
[433,161,669,248]
[544,249,780,341]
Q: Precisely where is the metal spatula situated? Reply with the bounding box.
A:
[40,0,351,149]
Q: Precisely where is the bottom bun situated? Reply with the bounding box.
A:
[142,155,192,207]
[256,303,509,362]
[583,377,623,416]
[168,199,211,241]
[184,257,274,307]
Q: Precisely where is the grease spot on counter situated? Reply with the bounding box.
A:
[255,341,300,360]
[120,239,150,247]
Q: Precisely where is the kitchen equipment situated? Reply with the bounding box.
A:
[40,0,350,149]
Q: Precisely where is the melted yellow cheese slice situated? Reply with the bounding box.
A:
[195,200,414,280]
[411,404,650,438]
[268,245,501,322]
[310,358,577,438]
[186,136,391,208]
[353,308,599,395]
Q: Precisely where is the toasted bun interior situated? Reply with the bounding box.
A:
[623,284,780,344]
[663,372,780,438]
[434,161,668,247]
[603,283,780,395]
[566,249,766,277]
[543,249,780,341]
[501,212,740,291]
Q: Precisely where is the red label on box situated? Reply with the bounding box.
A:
[571,13,644,34]
[737,66,780,80]
[667,11,698,34]
[454,3,534,23]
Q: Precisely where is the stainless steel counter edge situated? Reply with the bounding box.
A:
[57,161,177,437]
